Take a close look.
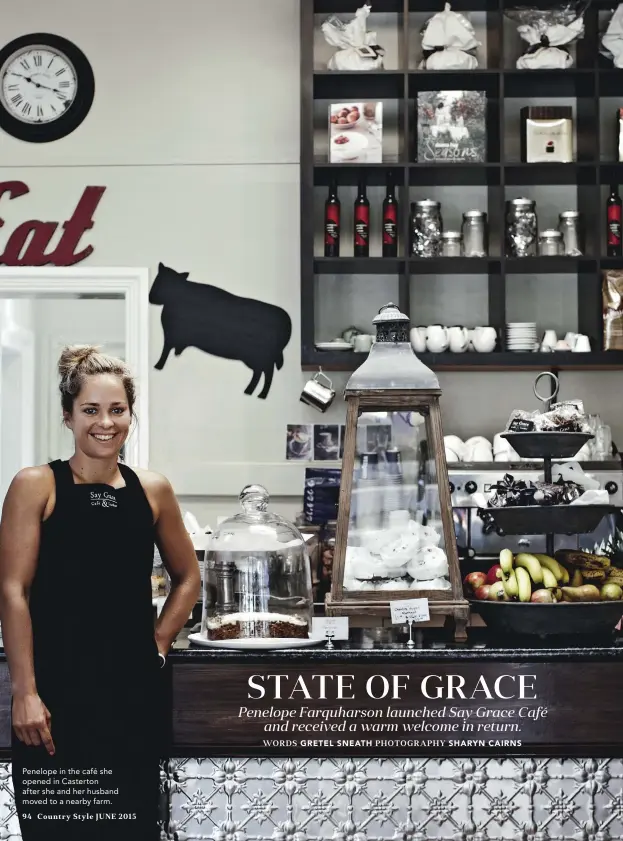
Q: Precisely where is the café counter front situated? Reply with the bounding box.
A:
[1,635,623,839]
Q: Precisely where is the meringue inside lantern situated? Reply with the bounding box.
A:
[327,304,468,639]
[201,485,313,642]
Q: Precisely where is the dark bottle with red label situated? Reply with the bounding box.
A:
[607,185,622,257]
[324,180,340,257]
[382,175,398,257]
[354,175,370,257]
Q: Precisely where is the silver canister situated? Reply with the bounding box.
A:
[461,210,488,257]
[505,198,538,257]
[441,231,462,257]
[410,200,443,258]
[539,229,563,257]
[558,210,583,256]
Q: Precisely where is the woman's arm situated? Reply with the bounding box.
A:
[0,467,55,753]
[142,473,201,655]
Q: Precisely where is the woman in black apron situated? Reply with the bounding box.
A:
[0,345,201,839]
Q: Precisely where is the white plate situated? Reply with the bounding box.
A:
[330,132,369,161]
[315,341,353,351]
[188,633,324,650]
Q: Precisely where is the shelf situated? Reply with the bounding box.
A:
[598,69,623,97]
[505,163,596,186]
[408,70,499,96]
[503,69,595,98]
[599,163,623,184]
[315,0,402,11]
[505,257,597,274]
[411,257,499,274]
[302,350,623,372]
[304,338,617,383]
[314,257,405,274]
[410,162,500,186]
[313,71,404,100]
[314,163,404,186]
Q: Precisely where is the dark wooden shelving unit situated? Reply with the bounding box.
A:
[300,0,623,372]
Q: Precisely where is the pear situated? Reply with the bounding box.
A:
[561,585,600,602]
[600,582,623,601]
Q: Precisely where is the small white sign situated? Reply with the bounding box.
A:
[311,617,350,640]
[390,598,430,625]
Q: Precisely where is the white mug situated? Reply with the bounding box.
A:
[542,329,557,349]
[448,325,469,353]
[353,333,373,353]
[472,326,497,353]
[426,324,449,353]
[564,332,578,349]
[410,326,427,354]
[573,334,591,352]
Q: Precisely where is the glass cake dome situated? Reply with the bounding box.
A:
[201,485,313,641]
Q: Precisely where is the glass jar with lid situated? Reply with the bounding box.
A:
[202,485,313,641]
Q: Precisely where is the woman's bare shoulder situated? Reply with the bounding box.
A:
[131,467,172,495]
[9,465,54,495]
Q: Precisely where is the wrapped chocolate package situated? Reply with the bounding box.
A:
[603,269,623,351]
[505,401,588,433]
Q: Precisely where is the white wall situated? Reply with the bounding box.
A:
[1,0,622,523]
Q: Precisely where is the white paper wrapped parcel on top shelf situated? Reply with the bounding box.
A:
[420,3,480,69]
[506,2,586,69]
[322,4,385,71]
[603,4,623,69]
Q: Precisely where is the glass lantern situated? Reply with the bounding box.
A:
[327,304,469,640]
[201,485,314,641]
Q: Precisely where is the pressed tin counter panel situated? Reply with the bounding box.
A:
[0,756,622,839]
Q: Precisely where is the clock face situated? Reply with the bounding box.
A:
[0,34,94,143]
[1,47,78,124]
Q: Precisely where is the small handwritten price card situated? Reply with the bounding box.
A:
[389,598,430,625]
[311,617,350,640]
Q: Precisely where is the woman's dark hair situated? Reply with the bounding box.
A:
[58,345,136,415]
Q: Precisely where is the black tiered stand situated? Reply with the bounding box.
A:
[487,432,613,555]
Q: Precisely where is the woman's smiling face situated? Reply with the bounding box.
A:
[63,373,132,458]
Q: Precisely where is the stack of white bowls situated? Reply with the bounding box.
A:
[506,322,537,352]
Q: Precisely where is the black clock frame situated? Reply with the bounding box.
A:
[0,32,95,143]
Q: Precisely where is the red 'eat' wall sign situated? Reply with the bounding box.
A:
[0,180,106,267]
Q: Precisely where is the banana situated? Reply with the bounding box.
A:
[606,567,623,585]
[570,569,583,587]
[515,566,532,602]
[534,554,565,582]
[502,568,519,599]
[542,567,558,589]
[555,550,610,570]
[580,568,606,583]
[515,553,543,585]
[559,565,570,585]
[499,549,514,574]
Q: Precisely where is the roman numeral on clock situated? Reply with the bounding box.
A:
[10,93,22,105]
[33,54,42,67]
[55,67,66,76]
[36,105,43,118]
[20,59,30,70]
[21,102,31,116]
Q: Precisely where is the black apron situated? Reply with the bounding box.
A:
[11,459,164,840]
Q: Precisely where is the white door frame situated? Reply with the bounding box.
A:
[0,267,149,468]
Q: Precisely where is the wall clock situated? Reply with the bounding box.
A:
[0,33,94,143]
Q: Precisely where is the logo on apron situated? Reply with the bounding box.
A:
[90,491,118,509]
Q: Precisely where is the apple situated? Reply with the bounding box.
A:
[464,572,487,593]
[473,584,491,600]
[531,589,554,603]
[488,581,508,601]
[486,564,503,585]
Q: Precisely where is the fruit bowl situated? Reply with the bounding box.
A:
[472,600,623,638]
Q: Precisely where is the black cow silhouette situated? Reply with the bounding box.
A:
[149,263,291,399]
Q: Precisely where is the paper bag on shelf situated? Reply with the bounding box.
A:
[321,4,385,71]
